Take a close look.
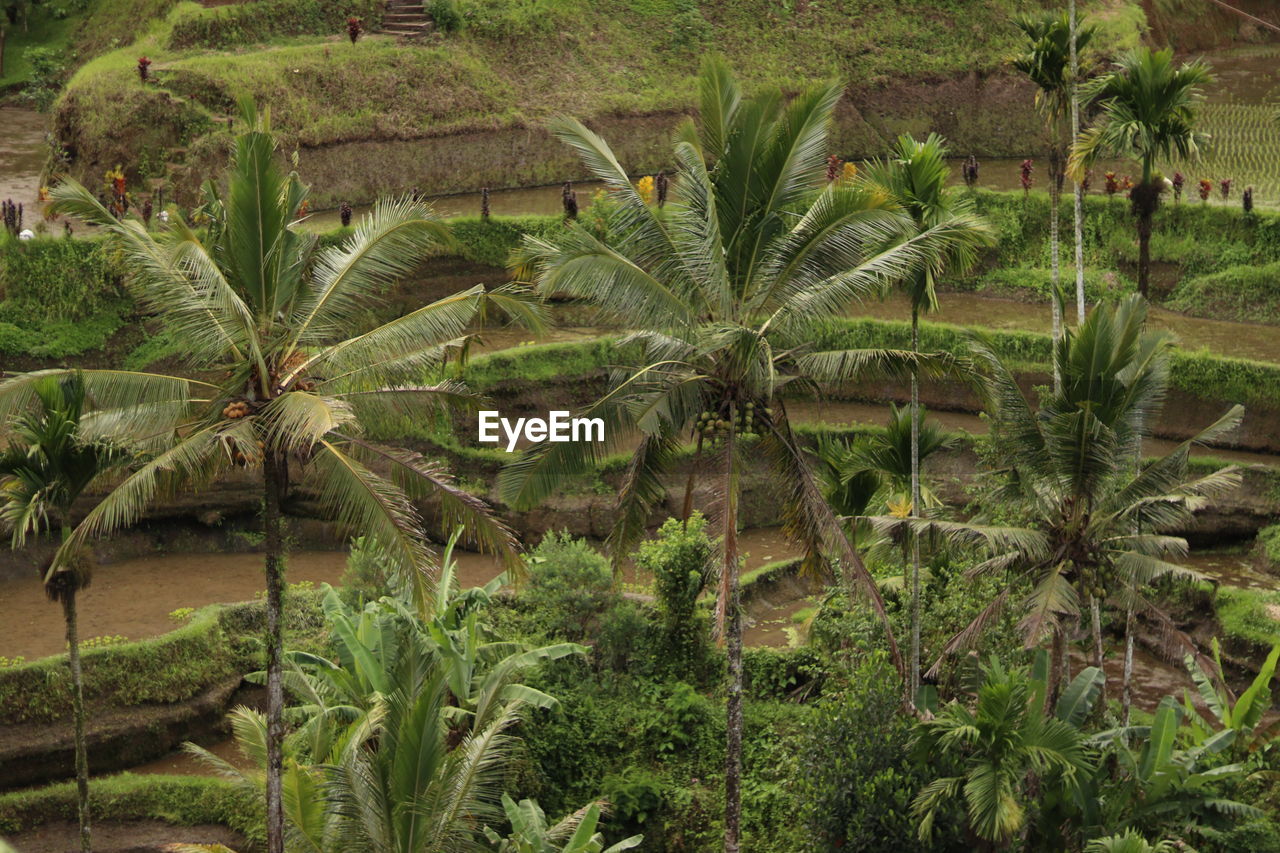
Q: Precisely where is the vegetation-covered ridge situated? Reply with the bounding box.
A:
[43,0,1150,204]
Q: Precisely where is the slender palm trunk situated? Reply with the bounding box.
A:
[1137,210,1153,300]
[909,310,922,703]
[1047,626,1065,712]
[263,449,287,853]
[1049,148,1063,394]
[722,409,743,853]
[63,583,91,853]
[1121,607,1135,725]
[1069,0,1086,324]
[1090,595,1105,704]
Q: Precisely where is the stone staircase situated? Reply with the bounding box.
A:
[382,0,435,38]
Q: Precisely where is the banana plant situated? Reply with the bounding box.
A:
[1089,697,1259,841]
[483,795,642,853]
[1183,639,1280,759]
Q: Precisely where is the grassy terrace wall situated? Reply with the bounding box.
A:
[0,592,326,725]
[0,774,260,845]
[48,0,1150,205]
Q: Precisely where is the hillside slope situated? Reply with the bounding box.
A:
[50,0,1151,206]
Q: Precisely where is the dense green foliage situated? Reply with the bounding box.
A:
[0,234,125,357]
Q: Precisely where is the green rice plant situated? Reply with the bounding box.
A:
[1167,102,1280,207]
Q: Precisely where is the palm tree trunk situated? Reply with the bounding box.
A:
[263,449,287,853]
[63,585,91,853]
[1049,149,1063,394]
[1069,0,1086,324]
[1121,606,1135,725]
[722,408,743,853]
[1137,209,1153,299]
[1047,625,1065,712]
[910,309,922,703]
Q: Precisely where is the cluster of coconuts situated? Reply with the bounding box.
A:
[693,401,773,443]
[1076,566,1111,600]
[222,400,253,419]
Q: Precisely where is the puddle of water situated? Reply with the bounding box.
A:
[1185,550,1276,590]
[128,735,251,778]
[0,107,47,209]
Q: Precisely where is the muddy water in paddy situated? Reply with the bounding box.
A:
[0,107,47,208]
[0,529,798,664]
[0,548,503,662]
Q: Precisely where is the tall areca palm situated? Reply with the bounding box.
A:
[1013,12,1096,351]
[502,57,978,851]
[1070,48,1211,299]
[912,658,1102,849]
[10,105,524,853]
[872,298,1242,704]
[860,134,993,700]
[0,373,124,853]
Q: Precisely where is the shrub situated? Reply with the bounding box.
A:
[634,514,714,680]
[520,533,617,642]
[796,654,930,852]
[427,0,463,32]
[21,47,67,112]
[1261,525,1280,572]
[742,646,825,700]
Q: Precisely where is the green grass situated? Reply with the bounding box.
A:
[49,0,1147,192]
[1215,586,1280,650]
[0,7,74,90]
[0,774,260,842]
[1168,261,1280,324]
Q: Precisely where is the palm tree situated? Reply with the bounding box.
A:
[195,572,580,852]
[814,403,956,548]
[12,104,524,853]
[502,57,978,852]
[870,297,1242,705]
[1013,12,1096,352]
[859,134,993,700]
[1070,48,1212,299]
[912,657,1102,849]
[0,373,124,853]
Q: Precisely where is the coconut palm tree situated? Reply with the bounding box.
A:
[1013,11,1096,348]
[11,104,525,853]
[501,57,979,852]
[859,134,993,700]
[0,372,124,853]
[1070,48,1212,299]
[868,297,1242,705]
